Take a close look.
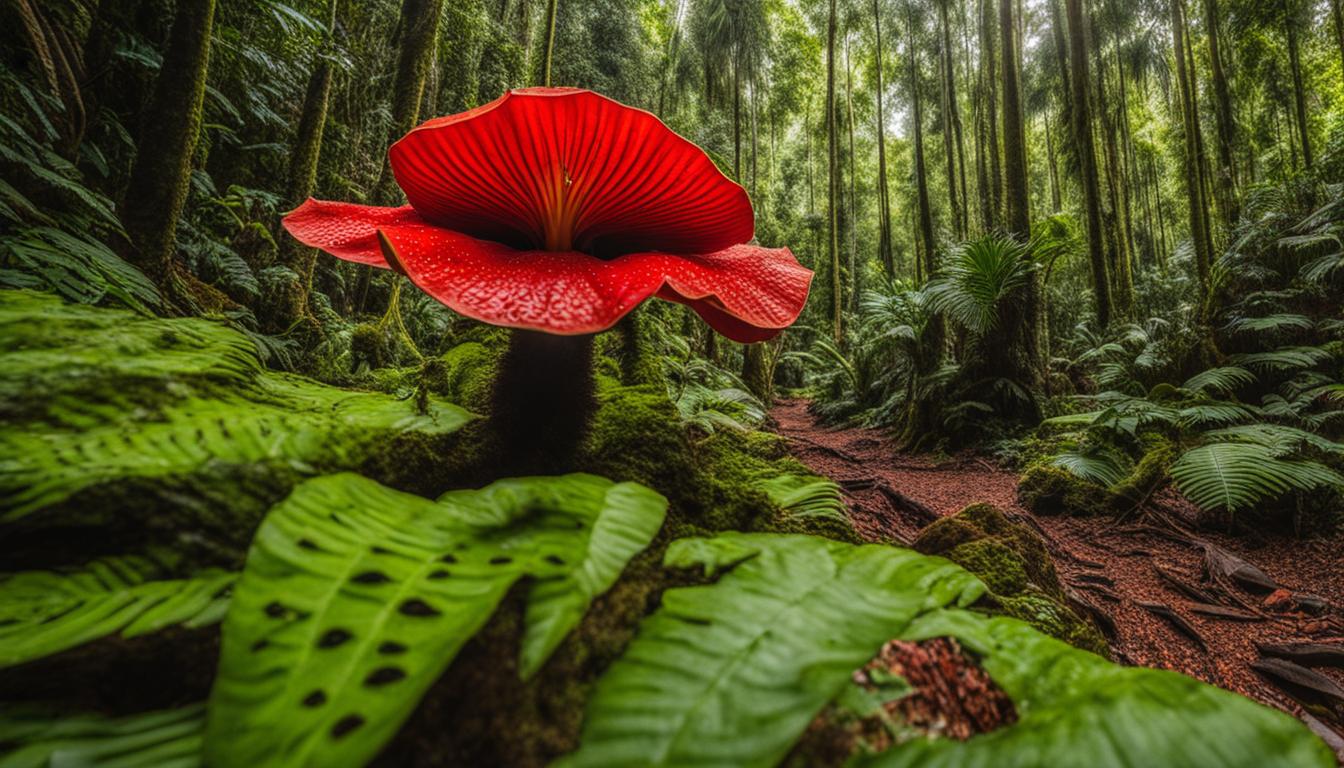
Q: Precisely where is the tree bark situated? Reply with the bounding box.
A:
[1203,0,1238,228]
[119,0,216,287]
[267,0,340,334]
[373,0,446,205]
[826,0,842,341]
[909,6,936,284]
[873,0,895,277]
[938,0,964,238]
[1283,0,1312,170]
[1065,0,1112,327]
[1171,0,1214,294]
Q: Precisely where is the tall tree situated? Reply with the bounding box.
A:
[1064,0,1111,327]
[1332,0,1344,71]
[266,0,341,334]
[1171,0,1214,293]
[1203,0,1238,228]
[937,0,965,238]
[826,0,842,341]
[907,3,936,284]
[119,0,216,291]
[373,0,446,205]
[998,0,1044,398]
[872,0,895,276]
[1282,0,1313,170]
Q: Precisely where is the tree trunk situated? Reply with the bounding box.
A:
[1332,0,1344,72]
[1203,0,1238,228]
[1065,0,1112,328]
[983,0,1002,231]
[542,0,559,87]
[873,0,895,277]
[909,9,936,284]
[373,0,446,205]
[1283,0,1312,170]
[1171,0,1214,294]
[119,0,216,288]
[266,0,340,335]
[826,0,842,341]
[998,0,1043,399]
[938,0,963,238]
[845,37,859,311]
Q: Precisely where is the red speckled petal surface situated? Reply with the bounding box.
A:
[389,88,754,256]
[376,223,812,342]
[281,199,422,268]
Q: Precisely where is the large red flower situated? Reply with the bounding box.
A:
[283,88,811,343]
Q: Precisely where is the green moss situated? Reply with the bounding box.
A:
[1016,464,1114,516]
[914,503,1105,654]
[947,538,1029,594]
[1109,435,1177,506]
[349,322,390,370]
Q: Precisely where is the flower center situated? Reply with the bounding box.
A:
[543,165,582,252]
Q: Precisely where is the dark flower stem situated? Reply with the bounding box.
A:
[490,330,596,475]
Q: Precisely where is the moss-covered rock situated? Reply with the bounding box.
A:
[1016,464,1114,516]
[914,503,1106,655]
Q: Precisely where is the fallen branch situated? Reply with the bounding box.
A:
[1256,642,1344,669]
[1136,601,1209,651]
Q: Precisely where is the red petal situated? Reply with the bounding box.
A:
[281,199,421,268]
[376,223,812,341]
[389,88,754,256]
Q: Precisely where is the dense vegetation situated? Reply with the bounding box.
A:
[1,0,1343,765]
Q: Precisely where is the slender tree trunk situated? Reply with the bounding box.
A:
[1203,0,1238,228]
[999,0,1028,238]
[1065,0,1112,327]
[845,37,859,311]
[1172,0,1214,294]
[873,0,895,277]
[938,0,963,238]
[998,0,1043,398]
[733,52,742,180]
[1331,0,1344,72]
[120,0,216,289]
[542,0,558,87]
[909,9,936,283]
[373,0,445,205]
[982,0,1002,230]
[1045,112,1061,212]
[826,0,842,341]
[1283,0,1313,170]
[268,0,340,334]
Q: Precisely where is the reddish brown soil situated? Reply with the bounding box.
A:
[773,399,1344,761]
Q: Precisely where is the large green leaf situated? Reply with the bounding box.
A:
[0,705,204,768]
[1170,442,1344,512]
[857,610,1334,768]
[206,472,666,768]
[0,555,233,669]
[557,533,986,768]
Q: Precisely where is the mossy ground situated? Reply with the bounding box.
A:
[914,503,1108,655]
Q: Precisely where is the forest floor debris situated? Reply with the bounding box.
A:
[773,398,1344,758]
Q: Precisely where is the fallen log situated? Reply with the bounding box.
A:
[1256,642,1344,669]
[1251,657,1344,707]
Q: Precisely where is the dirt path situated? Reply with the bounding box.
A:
[773,399,1344,758]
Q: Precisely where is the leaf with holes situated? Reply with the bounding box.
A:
[557,533,985,768]
[205,472,666,768]
[855,610,1334,767]
[0,556,234,669]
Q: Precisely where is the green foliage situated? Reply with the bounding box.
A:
[558,533,985,767]
[759,474,848,524]
[0,290,472,525]
[0,705,205,768]
[1169,442,1344,513]
[925,235,1035,337]
[0,555,233,669]
[206,472,667,768]
[854,610,1335,768]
